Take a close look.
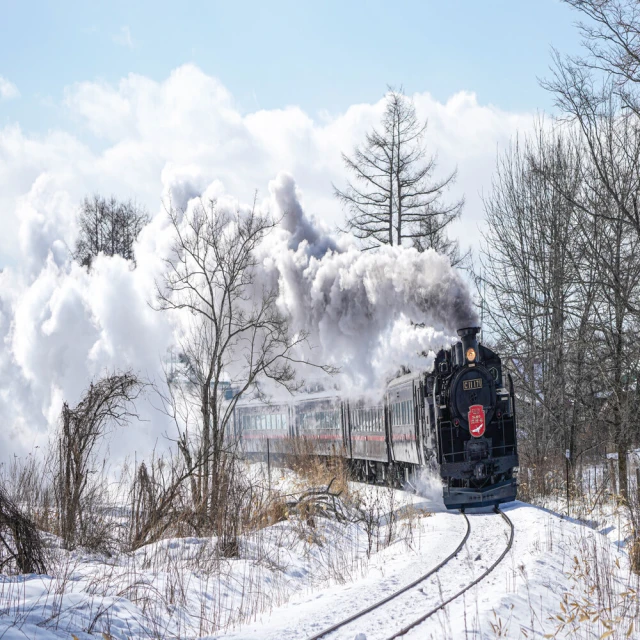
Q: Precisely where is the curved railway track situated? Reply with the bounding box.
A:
[387,507,514,639]
[306,506,514,640]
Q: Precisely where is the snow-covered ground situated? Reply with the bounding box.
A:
[0,474,637,640]
[214,501,638,640]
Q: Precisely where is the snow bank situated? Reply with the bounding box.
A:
[0,496,634,640]
[216,501,638,640]
[0,476,427,639]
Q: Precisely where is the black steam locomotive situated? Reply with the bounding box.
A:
[427,327,518,508]
[234,327,518,510]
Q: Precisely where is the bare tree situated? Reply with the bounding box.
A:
[562,0,640,114]
[155,198,332,538]
[474,0,640,509]
[74,195,150,268]
[55,371,143,550]
[569,115,640,501]
[128,449,198,550]
[542,15,640,499]
[483,114,640,504]
[0,487,47,574]
[480,127,586,484]
[334,88,465,259]
[543,2,640,236]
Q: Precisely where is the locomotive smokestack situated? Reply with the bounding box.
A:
[457,326,481,363]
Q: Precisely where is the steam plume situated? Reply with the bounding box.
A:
[261,172,477,389]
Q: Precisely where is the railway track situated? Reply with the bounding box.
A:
[387,506,514,639]
[306,506,514,640]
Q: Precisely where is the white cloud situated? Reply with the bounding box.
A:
[0,64,535,460]
[112,25,135,49]
[1,65,535,268]
[0,76,20,100]
[62,65,531,247]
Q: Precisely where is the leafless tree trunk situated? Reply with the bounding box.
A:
[55,371,143,550]
[477,0,640,508]
[543,31,640,500]
[578,177,640,502]
[479,125,591,491]
[155,198,332,540]
[483,114,640,504]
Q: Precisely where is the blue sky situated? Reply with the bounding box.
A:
[1,0,582,134]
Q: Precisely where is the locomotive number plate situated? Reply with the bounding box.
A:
[463,378,482,391]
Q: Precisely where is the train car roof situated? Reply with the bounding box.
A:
[293,392,341,404]
[386,371,423,389]
[234,397,291,409]
[235,389,341,408]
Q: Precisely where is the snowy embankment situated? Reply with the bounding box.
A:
[0,477,636,640]
[214,501,638,640]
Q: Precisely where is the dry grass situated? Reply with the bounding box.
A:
[0,440,431,638]
[630,538,640,575]
[543,535,639,639]
[286,438,352,497]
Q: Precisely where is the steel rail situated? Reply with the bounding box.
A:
[305,510,471,640]
[386,506,514,639]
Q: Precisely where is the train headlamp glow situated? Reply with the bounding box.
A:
[466,347,476,362]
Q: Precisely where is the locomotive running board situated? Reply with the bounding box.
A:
[443,478,517,510]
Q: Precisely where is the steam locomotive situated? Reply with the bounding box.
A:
[233,327,518,510]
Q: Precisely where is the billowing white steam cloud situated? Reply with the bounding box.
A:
[0,170,475,460]
[260,172,477,390]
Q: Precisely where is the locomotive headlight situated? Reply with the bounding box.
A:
[466,347,476,362]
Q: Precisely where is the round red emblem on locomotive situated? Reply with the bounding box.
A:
[468,404,485,437]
